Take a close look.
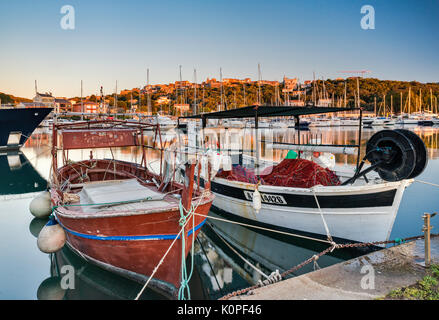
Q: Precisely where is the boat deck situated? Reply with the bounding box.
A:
[61,178,182,216]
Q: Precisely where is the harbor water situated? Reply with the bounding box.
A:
[1,125,438,300]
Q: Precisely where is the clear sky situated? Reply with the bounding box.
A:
[1,0,438,99]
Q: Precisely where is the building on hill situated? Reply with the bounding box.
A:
[33,92,55,106]
[72,101,108,114]
[223,78,252,86]
[282,77,299,93]
[157,96,171,105]
[257,80,280,86]
[54,98,72,113]
[175,81,191,88]
[204,78,221,88]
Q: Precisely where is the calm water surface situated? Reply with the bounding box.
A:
[1,125,438,299]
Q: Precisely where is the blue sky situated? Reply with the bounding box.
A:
[0,0,438,98]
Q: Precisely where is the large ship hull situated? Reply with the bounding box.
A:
[0,107,52,150]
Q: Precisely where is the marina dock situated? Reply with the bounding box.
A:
[232,237,439,300]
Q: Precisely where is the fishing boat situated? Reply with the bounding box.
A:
[46,120,214,299]
[181,105,428,245]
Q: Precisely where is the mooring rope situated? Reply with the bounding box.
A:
[311,187,334,244]
[415,179,439,189]
[209,223,270,280]
[134,190,208,300]
[178,200,196,300]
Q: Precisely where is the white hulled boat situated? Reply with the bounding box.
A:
[178,105,428,245]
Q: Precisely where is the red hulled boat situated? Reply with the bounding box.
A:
[49,120,214,299]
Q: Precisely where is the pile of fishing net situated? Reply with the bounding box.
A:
[216,165,260,184]
[216,159,340,188]
[261,159,341,188]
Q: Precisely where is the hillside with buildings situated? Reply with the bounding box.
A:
[2,77,439,116]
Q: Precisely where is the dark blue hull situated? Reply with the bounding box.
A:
[0,107,52,149]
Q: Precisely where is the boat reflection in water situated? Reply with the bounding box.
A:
[0,151,47,197]
[194,210,374,300]
[0,151,50,238]
[38,243,210,300]
[37,245,165,300]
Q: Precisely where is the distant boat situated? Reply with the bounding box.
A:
[0,106,52,150]
[153,116,177,130]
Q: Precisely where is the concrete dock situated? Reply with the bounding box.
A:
[232,237,439,300]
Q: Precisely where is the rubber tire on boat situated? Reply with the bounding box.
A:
[394,129,428,179]
[366,129,416,182]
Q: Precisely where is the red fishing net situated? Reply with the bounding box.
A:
[216,165,260,184]
[261,159,341,188]
[215,159,340,188]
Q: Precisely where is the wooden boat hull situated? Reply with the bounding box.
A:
[54,196,212,299]
[51,158,214,299]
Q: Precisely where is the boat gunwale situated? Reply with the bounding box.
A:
[211,175,412,195]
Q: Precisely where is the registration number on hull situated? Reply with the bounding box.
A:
[243,190,287,205]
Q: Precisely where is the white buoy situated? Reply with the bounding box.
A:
[37,219,66,253]
[29,190,52,218]
[252,187,262,214]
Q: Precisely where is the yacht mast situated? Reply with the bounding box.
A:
[344,81,347,108]
[81,80,84,120]
[257,63,262,105]
[220,67,223,111]
[193,68,197,115]
[115,80,118,114]
[374,96,377,116]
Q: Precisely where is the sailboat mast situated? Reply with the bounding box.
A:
[243,83,246,106]
[115,80,118,115]
[193,68,197,115]
[344,81,347,108]
[81,80,84,120]
[147,68,151,115]
[257,63,262,105]
[374,96,377,116]
[220,67,223,111]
